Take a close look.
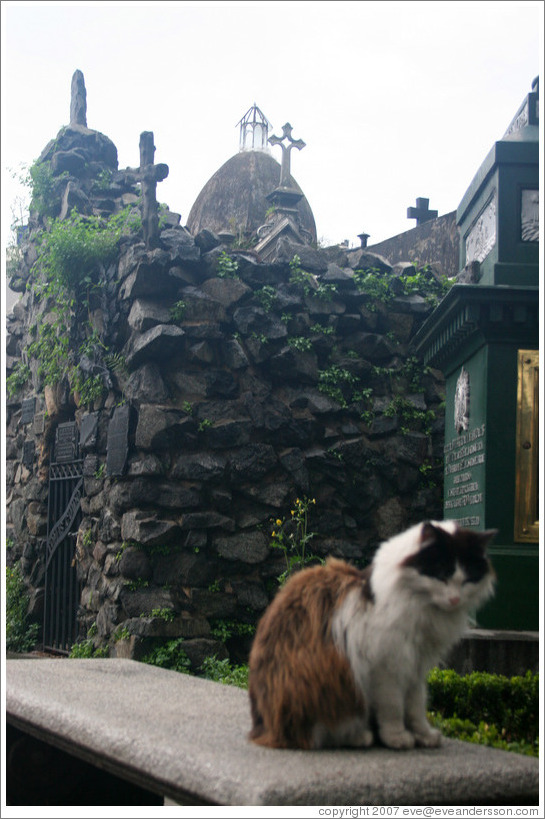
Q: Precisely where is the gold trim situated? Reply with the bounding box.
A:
[514,350,539,542]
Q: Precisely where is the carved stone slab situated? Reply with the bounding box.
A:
[106,404,131,477]
[21,398,36,425]
[80,412,100,451]
[54,422,79,464]
[33,413,45,435]
[22,440,36,469]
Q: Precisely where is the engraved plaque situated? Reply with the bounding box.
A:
[21,397,36,425]
[521,189,539,242]
[54,422,79,463]
[33,413,45,435]
[22,440,36,468]
[466,196,496,264]
[80,412,99,451]
[106,404,131,477]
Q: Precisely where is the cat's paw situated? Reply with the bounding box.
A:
[414,727,442,748]
[379,727,415,750]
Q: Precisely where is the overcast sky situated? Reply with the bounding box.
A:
[1,0,542,261]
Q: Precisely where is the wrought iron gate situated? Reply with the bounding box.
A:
[43,422,84,653]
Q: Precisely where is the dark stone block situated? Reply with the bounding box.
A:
[171,452,227,482]
[214,531,269,563]
[231,580,269,611]
[194,229,221,253]
[120,510,181,546]
[228,444,277,483]
[126,324,185,370]
[118,546,152,581]
[180,511,235,532]
[181,638,229,670]
[106,404,131,477]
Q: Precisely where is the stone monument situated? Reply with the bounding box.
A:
[414,79,539,630]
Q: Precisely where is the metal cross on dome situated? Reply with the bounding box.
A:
[268,122,306,187]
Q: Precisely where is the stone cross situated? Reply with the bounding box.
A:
[407,197,438,225]
[70,69,87,127]
[137,132,169,248]
[268,123,306,187]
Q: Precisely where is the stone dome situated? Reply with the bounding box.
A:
[187,150,317,242]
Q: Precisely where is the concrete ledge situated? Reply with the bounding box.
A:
[6,658,539,806]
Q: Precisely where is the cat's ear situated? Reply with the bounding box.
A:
[420,521,440,547]
[469,529,498,551]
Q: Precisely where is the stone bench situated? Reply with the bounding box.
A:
[6,658,539,806]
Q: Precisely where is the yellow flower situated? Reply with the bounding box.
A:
[271,531,276,538]
[276,519,282,526]
[291,510,295,516]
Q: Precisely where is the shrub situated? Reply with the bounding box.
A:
[427,668,538,756]
[6,563,39,653]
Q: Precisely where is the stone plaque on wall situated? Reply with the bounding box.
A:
[106,404,131,477]
[21,398,36,425]
[80,412,99,451]
[33,413,45,435]
[22,440,36,468]
[54,422,79,463]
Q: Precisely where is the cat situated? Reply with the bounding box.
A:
[248,520,496,750]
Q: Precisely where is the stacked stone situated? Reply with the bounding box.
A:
[6,132,445,665]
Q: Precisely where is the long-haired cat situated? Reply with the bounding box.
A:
[248,520,496,750]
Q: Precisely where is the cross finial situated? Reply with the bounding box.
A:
[407,197,438,225]
[268,122,306,186]
[70,69,87,127]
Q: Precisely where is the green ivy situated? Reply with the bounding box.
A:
[6,563,39,653]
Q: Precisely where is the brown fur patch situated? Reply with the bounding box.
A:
[248,557,370,749]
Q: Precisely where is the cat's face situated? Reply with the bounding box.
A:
[400,522,496,613]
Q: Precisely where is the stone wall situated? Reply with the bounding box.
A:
[6,129,446,665]
[366,211,459,278]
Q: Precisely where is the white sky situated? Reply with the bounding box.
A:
[1,0,543,256]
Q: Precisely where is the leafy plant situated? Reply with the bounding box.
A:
[170,299,187,322]
[28,160,67,218]
[34,209,123,293]
[210,619,256,642]
[148,607,176,622]
[270,496,322,584]
[287,336,313,352]
[200,656,249,688]
[6,362,31,397]
[318,365,357,407]
[255,285,277,312]
[6,563,39,652]
[217,251,239,279]
[289,255,336,301]
[141,637,192,674]
[384,395,435,435]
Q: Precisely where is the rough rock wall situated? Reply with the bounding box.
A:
[6,130,446,665]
